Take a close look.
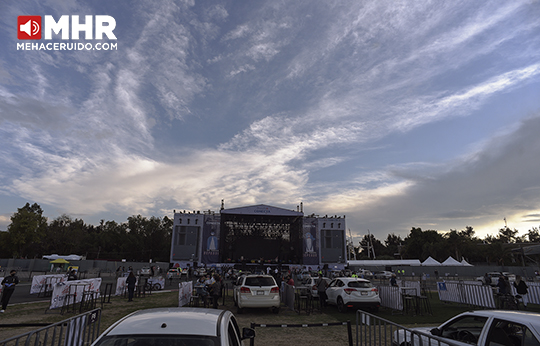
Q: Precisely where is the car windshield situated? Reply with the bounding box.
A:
[93,335,219,346]
[245,277,275,286]
[348,281,373,288]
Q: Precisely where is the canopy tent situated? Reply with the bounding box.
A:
[49,258,70,272]
[460,259,474,266]
[441,256,462,266]
[49,258,70,264]
[421,256,441,266]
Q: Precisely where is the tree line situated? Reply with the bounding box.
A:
[0,203,172,262]
[1,202,539,265]
[352,226,540,266]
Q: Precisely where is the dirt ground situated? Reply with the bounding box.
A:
[0,290,353,346]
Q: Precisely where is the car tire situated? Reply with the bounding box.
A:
[337,297,347,313]
[272,306,280,314]
[152,283,161,291]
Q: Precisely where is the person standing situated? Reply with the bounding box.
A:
[210,274,222,308]
[316,274,328,309]
[513,275,529,308]
[126,271,137,302]
[1,270,19,312]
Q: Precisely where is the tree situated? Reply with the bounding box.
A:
[498,227,518,243]
[525,227,540,243]
[358,234,385,259]
[44,215,86,255]
[6,203,48,258]
[402,227,445,261]
[384,233,403,258]
[444,226,476,261]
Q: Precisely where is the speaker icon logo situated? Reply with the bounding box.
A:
[18,16,42,40]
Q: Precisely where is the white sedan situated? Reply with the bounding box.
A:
[326,277,380,313]
[393,310,540,346]
[91,307,255,346]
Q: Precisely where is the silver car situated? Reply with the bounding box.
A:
[91,307,255,346]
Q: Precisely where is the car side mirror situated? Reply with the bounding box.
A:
[242,327,256,339]
[430,328,441,336]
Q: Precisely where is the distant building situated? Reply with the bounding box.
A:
[169,204,346,269]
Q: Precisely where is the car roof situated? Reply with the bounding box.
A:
[242,274,274,278]
[460,310,540,325]
[336,277,371,283]
[103,308,229,337]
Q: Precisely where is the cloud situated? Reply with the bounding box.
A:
[328,114,540,239]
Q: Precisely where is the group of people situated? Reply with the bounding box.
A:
[195,273,223,308]
[496,274,529,308]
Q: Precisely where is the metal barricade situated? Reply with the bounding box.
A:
[0,308,101,346]
[356,310,462,346]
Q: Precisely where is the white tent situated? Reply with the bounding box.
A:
[421,256,441,266]
[441,256,462,266]
[460,259,474,266]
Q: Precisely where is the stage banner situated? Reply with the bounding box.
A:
[31,274,66,294]
[178,281,193,307]
[303,217,319,265]
[201,214,220,264]
[50,278,102,309]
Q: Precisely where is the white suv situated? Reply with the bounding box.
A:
[233,274,280,314]
[326,277,381,312]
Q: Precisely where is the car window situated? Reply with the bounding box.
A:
[328,280,337,287]
[439,315,488,344]
[244,277,275,286]
[227,321,241,346]
[337,280,345,287]
[348,281,373,288]
[487,319,540,346]
[94,335,218,346]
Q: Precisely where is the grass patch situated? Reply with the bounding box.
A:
[1,289,538,345]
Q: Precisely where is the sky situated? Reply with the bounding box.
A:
[1,0,540,245]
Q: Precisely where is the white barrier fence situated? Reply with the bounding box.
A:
[30,274,66,294]
[50,278,102,309]
[437,281,496,308]
[377,280,422,312]
[437,280,540,308]
[178,281,192,307]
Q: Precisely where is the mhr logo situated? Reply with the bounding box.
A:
[18,15,116,40]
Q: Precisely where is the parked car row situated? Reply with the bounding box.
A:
[92,301,540,346]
